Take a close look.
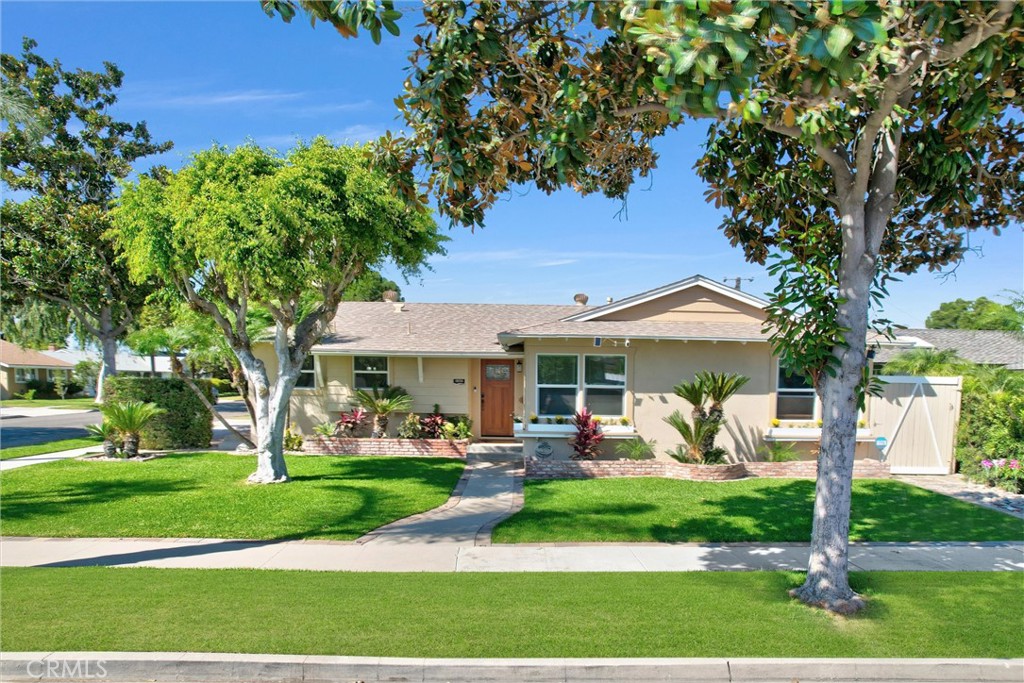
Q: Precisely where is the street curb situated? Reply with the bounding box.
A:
[1,653,1020,682]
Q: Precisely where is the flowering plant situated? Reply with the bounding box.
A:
[980,458,1024,493]
[569,406,604,461]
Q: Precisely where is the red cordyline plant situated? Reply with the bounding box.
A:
[419,412,446,439]
[570,407,604,461]
[334,407,368,436]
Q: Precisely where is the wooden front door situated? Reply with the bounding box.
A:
[480,360,514,437]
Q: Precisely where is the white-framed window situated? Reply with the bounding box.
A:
[776,366,817,421]
[295,355,317,389]
[536,354,577,417]
[584,354,626,416]
[15,368,38,384]
[354,356,388,390]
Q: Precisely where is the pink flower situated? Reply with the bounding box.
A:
[981,459,994,469]
[1010,460,1021,470]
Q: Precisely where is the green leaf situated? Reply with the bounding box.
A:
[825,26,854,60]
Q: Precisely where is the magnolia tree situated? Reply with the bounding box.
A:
[1,39,171,400]
[267,0,1024,611]
[112,139,445,483]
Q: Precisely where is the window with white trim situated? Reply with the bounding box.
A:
[584,355,626,416]
[536,354,577,416]
[15,368,38,384]
[776,366,816,420]
[353,356,388,390]
[295,356,316,389]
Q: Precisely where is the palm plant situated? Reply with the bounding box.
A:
[672,377,707,423]
[354,386,413,438]
[695,371,750,452]
[101,401,166,458]
[85,421,122,458]
[879,348,968,377]
[663,410,720,464]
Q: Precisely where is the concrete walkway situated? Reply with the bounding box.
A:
[2,536,1021,572]
[0,444,103,472]
[898,474,1024,519]
[358,456,522,545]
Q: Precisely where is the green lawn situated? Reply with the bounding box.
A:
[493,478,1024,543]
[1,568,1020,658]
[0,437,103,461]
[1,397,98,409]
[0,453,464,540]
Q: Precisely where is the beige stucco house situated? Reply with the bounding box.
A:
[0,339,74,400]
[258,275,923,464]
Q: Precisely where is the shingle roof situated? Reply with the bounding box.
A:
[0,340,74,369]
[313,302,587,356]
[873,329,1024,369]
[41,348,174,374]
[500,319,771,343]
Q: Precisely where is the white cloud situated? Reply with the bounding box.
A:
[535,259,578,268]
[328,124,386,144]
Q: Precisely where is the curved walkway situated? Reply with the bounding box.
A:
[357,455,523,545]
[897,474,1024,519]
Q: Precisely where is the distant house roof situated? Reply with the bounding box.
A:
[40,348,174,374]
[874,329,1024,370]
[313,303,587,356]
[0,340,74,369]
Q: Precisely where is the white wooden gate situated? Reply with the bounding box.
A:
[868,376,962,475]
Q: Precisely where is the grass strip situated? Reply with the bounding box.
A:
[1,568,1020,659]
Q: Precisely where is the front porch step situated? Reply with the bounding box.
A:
[467,442,523,459]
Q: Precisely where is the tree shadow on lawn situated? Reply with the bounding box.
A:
[0,477,193,524]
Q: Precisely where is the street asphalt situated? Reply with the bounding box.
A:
[0,410,101,448]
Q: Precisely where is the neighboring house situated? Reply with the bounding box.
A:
[0,339,74,400]
[40,348,174,396]
[257,275,914,463]
[873,328,1023,370]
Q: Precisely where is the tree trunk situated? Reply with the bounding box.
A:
[372,413,388,438]
[123,433,140,459]
[791,203,873,615]
[229,363,259,441]
[234,334,303,484]
[95,309,119,403]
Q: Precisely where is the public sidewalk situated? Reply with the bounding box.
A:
[2,536,1021,572]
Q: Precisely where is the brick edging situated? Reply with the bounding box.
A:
[354,460,477,544]
[525,457,890,481]
[302,436,468,458]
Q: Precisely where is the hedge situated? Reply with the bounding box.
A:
[104,377,213,449]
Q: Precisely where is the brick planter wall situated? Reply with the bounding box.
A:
[525,457,889,480]
[303,436,468,458]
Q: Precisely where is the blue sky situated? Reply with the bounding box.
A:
[3,1,1021,326]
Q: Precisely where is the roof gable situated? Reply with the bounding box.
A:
[564,275,768,324]
[0,340,74,369]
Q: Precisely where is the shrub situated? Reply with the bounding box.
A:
[702,446,729,465]
[25,379,55,398]
[334,407,368,437]
[355,385,413,438]
[978,458,1024,493]
[759,441,801,462]
[16,388,36,401]
[313,422,336,437]
[569,407,604,460]
[419,412,446,439]
[104,376,213,449]
[209,377,238,396]
[397,413,423,439]
[615,438,654,460]
[283,424,304,451]
[441,415,473,441]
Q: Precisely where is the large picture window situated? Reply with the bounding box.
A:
[536,354,577,416]
[776,366,816,420]
[295,356,316,389]
[584,355,626,416]
[354,356,388,390]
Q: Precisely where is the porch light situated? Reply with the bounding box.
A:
[515,361,523,373]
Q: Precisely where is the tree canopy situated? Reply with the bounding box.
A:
[112,138,446,482]
[266,0,1023,613]
[925,296,1022,331]
[1,38,172,397]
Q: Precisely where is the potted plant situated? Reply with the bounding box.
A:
[101,400,165,459]
[85,421,122,458]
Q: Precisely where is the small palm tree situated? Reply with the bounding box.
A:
[101,401,165,458]
[663,410,719,464]
[672,377,707,424]
[85,421,122,458]
[355,386,413,438]
[695,371,750,452]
